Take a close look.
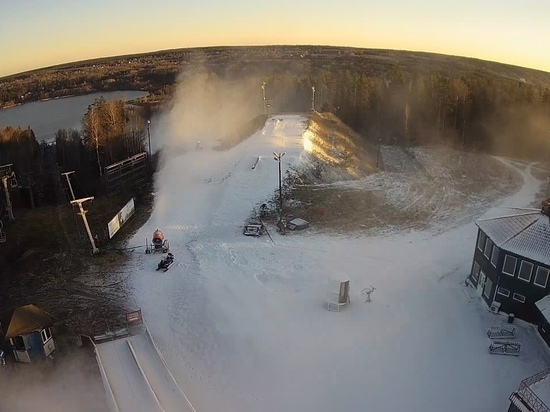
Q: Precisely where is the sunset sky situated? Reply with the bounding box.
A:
[1,0,549,77]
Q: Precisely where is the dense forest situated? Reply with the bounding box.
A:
[1,45,550,207]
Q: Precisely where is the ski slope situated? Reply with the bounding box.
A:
[95,330,195,412]
[121,114,550,412]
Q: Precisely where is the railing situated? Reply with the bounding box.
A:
[516,369,550,412]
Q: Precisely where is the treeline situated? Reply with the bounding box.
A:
[0,60,179,109]
[55,98,148,196]
[0,127,61,205]
[0,98,147,209]
[185,63,550,159]
[292,66,550,159]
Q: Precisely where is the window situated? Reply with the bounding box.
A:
[11,336,25,350]
[40,328,52,344]
[497,287,510,297]
[484,238,493,259]
[518,261,534,282]
[477,231,486,251]
[472,261,480,281]
[502,255,517,276]
[534,267,550,288]
[490,246,499,267]
[483,277,493,299]
[513,293,526,303]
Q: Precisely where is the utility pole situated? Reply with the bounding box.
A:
[462,95,466,148]
[273,152,286,231]
[376,138,382,169]
[71,197,99,254]
[311,86,316,111]
[1,173,15,221]
[147,120,152,159]
[61,171,76,201]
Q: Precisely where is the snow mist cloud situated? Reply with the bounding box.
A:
[151,59,264,160]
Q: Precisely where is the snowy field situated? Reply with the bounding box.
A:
[121,114,550,412]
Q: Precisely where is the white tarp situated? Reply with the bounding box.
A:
[108,198,135,239]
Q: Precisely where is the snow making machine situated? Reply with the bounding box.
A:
[145,229,169,254]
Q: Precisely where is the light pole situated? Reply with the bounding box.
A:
[273,151,286,229]
[311,86,316,111]
[147,120,152,159]
[376,138,382,169]
[261,82,267,115]
[61,171,76,201]
[71,197,99,254]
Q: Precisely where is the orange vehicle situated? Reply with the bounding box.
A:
[145,229,169,254]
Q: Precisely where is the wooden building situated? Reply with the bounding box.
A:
[468,203,550,327]
[4,304,56,363]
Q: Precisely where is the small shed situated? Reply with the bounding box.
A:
[5,304,55,363]
[288,217,309,231]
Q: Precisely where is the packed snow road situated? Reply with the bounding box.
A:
[124,115,549,412]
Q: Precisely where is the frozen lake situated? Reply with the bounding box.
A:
[0,90,148,142]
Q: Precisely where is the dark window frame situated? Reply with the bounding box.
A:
[518,261,534,283]
[483,276,493,299]
[534,266,550,288]
[484,238,493,259]
[472,261,481,281]
[497,287,510,297]
[502,255,517,276]
[490,246,499,267]
[513,293,526,303]
[477,231,486,252]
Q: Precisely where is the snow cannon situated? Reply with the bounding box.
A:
[146,229,169,254]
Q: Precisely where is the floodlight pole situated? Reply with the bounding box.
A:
[261,82,267,115]
[71,197,99,254]
[273,152,286,230]
[61,171,76,201]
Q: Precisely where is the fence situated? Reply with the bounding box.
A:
[104,152,148,198]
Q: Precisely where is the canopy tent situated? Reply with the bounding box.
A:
[5,304,54,339]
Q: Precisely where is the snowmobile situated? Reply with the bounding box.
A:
[146,229,169,254]
[156,253,175,272]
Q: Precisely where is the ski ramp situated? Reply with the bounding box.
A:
[95,329,196,412]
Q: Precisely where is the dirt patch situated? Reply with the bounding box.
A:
[282,146,522,235]
[0,185,154,337]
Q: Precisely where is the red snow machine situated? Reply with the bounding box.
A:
[146,229,169,254]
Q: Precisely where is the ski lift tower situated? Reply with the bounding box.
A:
[0,164,17,222]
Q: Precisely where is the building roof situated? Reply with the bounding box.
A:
[5,304,55,339]
[476,211,550,266]
[536,295,550,323]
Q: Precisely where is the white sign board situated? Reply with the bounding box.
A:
[108,198,135,239]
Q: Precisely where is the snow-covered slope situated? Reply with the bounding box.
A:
[95,330,195,412]
[123,114,550,412]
